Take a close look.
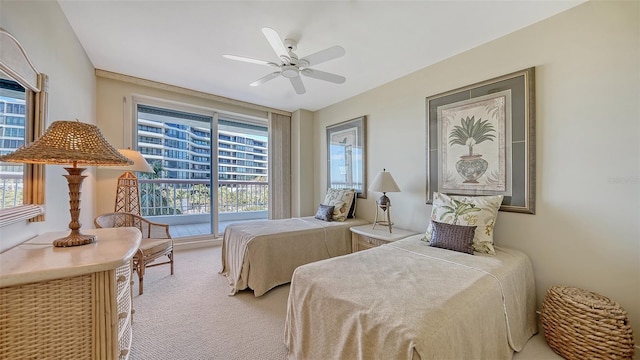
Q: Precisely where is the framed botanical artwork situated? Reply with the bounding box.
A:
[327,116,366,198]
[426,67,535,214]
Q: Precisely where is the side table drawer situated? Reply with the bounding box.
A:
[358,235,388,250]
[351,225,417,253]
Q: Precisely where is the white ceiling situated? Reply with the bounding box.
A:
[58,0,584,113]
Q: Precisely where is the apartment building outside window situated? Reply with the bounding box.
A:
[0,79,26,209]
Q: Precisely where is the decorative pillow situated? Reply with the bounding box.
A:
[314,204,335,222]
[323,188,355,222]
[429,221,476,254]
[425,192,503,254]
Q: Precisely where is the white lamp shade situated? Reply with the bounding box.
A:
[113,148,154,173]
[369,170,400,193]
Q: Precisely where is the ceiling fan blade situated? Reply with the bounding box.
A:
[262,27,289,62]
[300,46,345,67]
[250,72,281,87]
[290,76,306,95]
[223,54,278,67]
[301,69,346,84]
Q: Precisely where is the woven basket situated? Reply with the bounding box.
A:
[542,286,635,359]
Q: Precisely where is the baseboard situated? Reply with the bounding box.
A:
[174,237,221,251]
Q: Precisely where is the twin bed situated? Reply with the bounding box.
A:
[284,234,537,359]
[220,216,367,297]
[220,192,537,359]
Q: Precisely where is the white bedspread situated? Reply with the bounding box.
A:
[284,234,537,360]
[220,216,368,297]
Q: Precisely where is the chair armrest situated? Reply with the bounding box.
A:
[143,219,172,240]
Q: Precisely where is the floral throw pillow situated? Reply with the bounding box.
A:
[323,188,355,222]
[424,192,503,254]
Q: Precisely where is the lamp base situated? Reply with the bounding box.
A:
[54,166,94,248]
[114,171,142,215]
[53,230,96,247]
[372,202,394,233]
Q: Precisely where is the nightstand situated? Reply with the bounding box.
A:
[350,224,417,252]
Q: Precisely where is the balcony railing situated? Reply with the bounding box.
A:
[138,179,268,218]
[1,176,266,236]
[0,174,23,209]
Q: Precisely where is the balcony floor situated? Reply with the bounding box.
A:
[170,219,266,238]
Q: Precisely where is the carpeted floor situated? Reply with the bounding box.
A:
[130,246,563,360]
[130,245,290,360]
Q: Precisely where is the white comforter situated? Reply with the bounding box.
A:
[284,234,537,360]
[220,216,368,297]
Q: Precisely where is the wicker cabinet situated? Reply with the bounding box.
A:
[0,228,141,360]
[350,224,417,252]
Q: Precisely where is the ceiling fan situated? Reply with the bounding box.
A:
[223,27,346,95]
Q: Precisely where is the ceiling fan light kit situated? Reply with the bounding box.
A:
[224,27,345,95]
[281,65,299,78]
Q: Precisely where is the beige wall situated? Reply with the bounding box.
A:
[0,1,96,251]
[313,1,640,338]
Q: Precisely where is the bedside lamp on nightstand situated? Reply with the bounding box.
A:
[369,169,401,233]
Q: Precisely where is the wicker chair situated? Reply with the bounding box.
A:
[95,212,174,295]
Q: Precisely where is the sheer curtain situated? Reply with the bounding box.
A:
[268,113,291,219]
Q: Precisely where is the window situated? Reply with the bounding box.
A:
[134,100,268,238]
[0,29,48,227]
[0,80,26,209]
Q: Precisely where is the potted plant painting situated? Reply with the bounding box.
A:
[448,116,496,183]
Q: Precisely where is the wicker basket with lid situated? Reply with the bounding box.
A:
[541,286,635,359]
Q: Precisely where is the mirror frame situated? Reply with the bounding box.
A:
[0,28,47,226]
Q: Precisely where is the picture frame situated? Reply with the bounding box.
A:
[426,67,535,214]
[327,116,366,198]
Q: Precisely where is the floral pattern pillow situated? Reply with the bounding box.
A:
[424,192,503,254]
[323,188,355,222]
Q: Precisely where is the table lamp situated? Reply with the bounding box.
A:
[369,168,401,233]
[0,120,132,247]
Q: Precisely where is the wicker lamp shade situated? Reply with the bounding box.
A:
[0,120,132,166]
[0,120,132,247]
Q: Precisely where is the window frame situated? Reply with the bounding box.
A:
[0,28,47,227]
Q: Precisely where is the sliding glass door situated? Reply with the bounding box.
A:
[217,119,269,228]
[134,101,268,239]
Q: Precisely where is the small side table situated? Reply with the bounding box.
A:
[350,224,417,252]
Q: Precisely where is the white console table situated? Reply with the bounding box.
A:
[0,227,141,360]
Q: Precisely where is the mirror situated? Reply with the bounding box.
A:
[0,28,48,226]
